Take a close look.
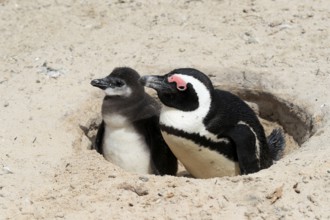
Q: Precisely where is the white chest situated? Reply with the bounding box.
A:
[160,105,229,144]
[102,114,152,174]
[162,132,240,178]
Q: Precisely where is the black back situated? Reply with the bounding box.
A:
[205,89,273,169]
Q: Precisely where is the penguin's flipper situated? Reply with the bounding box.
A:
[226,124,260,174]
[267,128,285,161]
[134,116,178,176]
[94,120,105,155]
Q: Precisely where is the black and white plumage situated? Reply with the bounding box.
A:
[139,68,285,178]
[91,67,177,175]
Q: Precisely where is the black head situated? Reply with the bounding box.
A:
[139,68,214,111]
[91,67,145,100]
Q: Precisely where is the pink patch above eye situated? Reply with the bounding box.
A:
[168,74,187,91]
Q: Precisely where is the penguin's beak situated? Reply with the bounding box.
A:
[91,78,108,90]
[91,77,125,90]
[139,75,176,93]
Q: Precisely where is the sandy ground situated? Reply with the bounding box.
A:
[1,0,330,219]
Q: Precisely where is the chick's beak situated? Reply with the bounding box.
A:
[91,78,108,90]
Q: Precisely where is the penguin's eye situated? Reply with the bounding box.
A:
[115,80,125,87]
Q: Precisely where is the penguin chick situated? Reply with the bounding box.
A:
[139,68,285,178]
[91,67,177,175]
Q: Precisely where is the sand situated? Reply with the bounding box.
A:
[1,0,329,219]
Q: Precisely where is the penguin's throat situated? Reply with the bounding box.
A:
[103,113,130,127]
[102,97,149,122]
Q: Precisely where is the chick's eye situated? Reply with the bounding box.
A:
[115,81,124,87]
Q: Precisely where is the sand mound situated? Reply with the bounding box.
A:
[1,0,329,219]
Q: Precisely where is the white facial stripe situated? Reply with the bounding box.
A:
[105,86,132,97]
[237,121,261,162]
[160,74,223,142]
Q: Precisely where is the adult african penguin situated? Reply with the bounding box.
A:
[91,67,178,176]
[139,68,285,178]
